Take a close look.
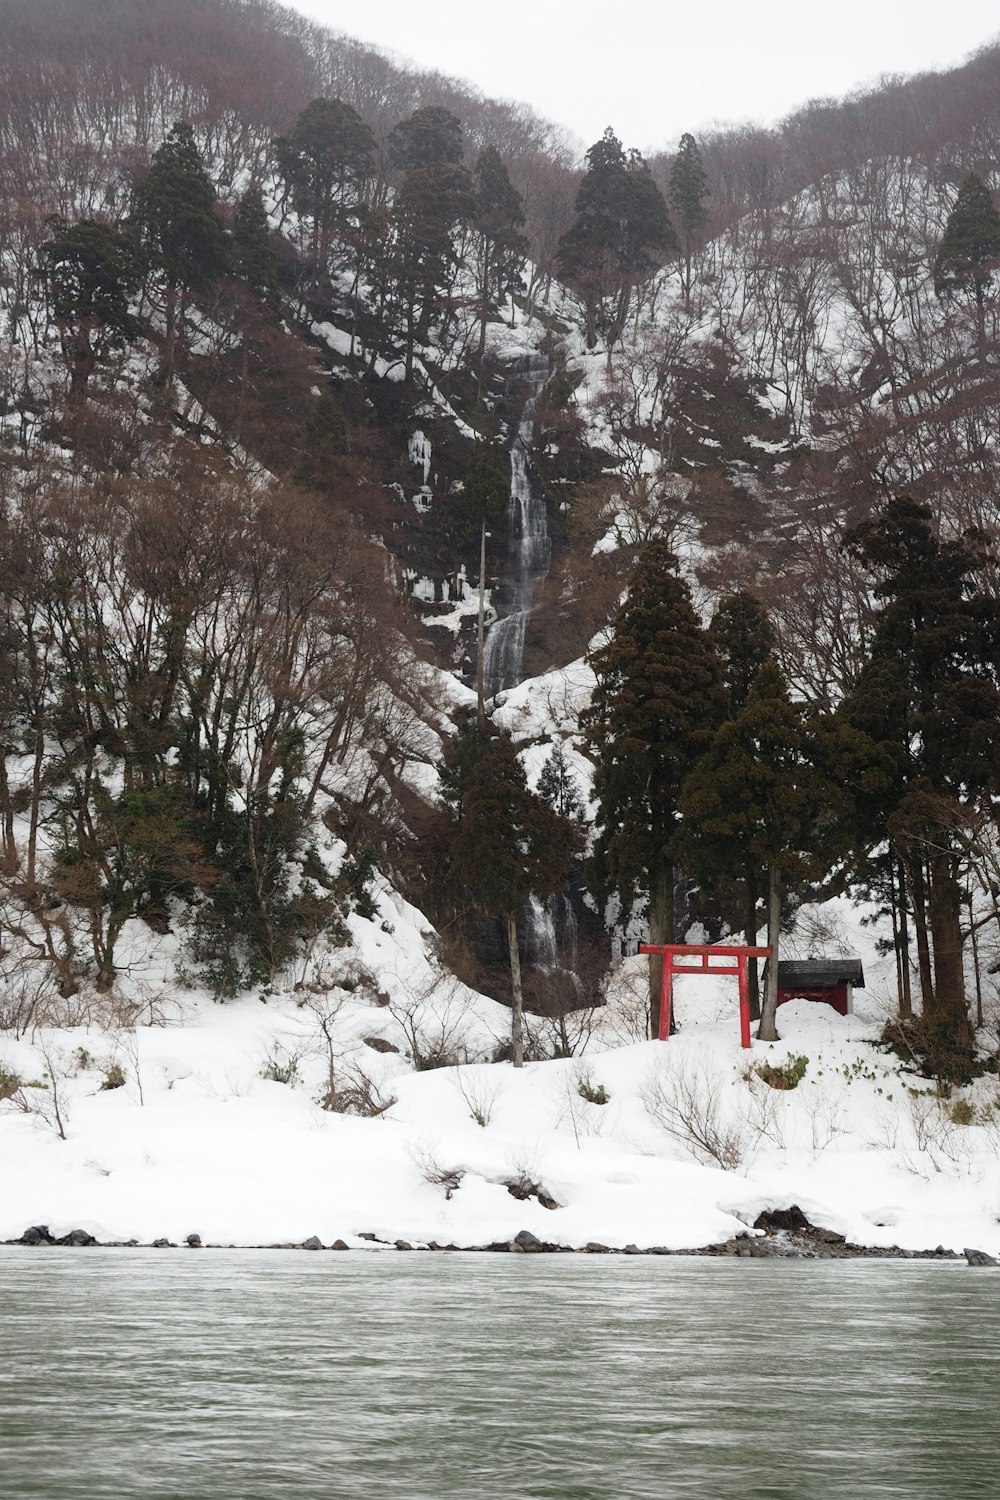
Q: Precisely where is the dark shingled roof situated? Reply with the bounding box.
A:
[777,959,865,990]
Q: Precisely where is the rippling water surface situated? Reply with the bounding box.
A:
[1,1249,995,1498]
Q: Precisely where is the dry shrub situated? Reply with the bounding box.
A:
[409,1140,464,1197]
[320,1061,395,1117]
[453,1067,502,1127]
[640,1057,750,1170]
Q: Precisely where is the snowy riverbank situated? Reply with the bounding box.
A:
[3,896,999,1258]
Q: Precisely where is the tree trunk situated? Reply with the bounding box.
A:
[894,855,913,1019]
[969,892,984,1030]
[163,283,178,379]
[927,853,972,1061]
[0,747,16,874]
[744,863,760,1021]
[476,517,487,729]
[909,856,935,1013]
[506,909,524,1069]
[647,860,674,1039]
[477,260,490,367]
[757,864,782,1042]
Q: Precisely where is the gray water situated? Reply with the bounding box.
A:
[1,1250,996,1499]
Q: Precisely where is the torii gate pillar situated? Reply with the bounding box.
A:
[639,944,772,1047]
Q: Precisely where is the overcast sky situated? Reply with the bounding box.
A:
[287,0,1000,153]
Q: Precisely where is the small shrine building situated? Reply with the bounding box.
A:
[776,959,865,1017]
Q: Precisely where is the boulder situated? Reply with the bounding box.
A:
[301,1236,323,1251]
[964,1247,998,1267]
[331,1239,350,1251]
[57,1228,96,1246]
[513,1229,543,1252]
[20,1225,54,1245]
[185,1233,202,1248]
[754,1206,811,1234]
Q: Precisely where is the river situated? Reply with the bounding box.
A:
[1,1250,994,1498]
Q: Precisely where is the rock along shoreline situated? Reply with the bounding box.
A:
[6,1208,996,1264]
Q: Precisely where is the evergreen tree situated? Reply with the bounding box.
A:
[132,122,228,375]
[934,170,1000,309]
[842,497,1000,1076]
[679,661,835,1041]
[472,146,528,360]
[39,216,138,396]
[275,97,375,284]
[387,107,463,171]
[557,128,676,350]
[704,590,779,1015]
[709,590,778,716]
[537,743,585,824]
[668,133,708,308]
[387,107,475,380]
[582,539,723,1034]
[442,724,570,1066]
[231,185,279,314]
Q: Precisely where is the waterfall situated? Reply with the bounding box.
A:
[524,893,585,1013]
[482,355,551,696]
[481,356,590,1024]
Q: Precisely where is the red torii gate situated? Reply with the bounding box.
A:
[640,943,771,1048]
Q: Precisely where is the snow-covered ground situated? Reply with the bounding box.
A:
[3,890,998,1257]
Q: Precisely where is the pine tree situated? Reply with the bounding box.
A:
[679,661,833,1041]
[387,108,475,380]
[443,725,570,1066]
[537,743,585,824]
[275,97,374,285]
[583,539,723,1033]
[132,122,228,375]
[709,590,778,716]
[842,497,1000,1076]
[39,216,138,396]
[557,128,677,350]
[231,185,279,314]
[472,146,528,360]
[704,590,779,1016]
[934,171,1000,309]
[668,133,708,308]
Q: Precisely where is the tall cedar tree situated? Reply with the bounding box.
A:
[231,185,280,314]
[275,97,374,286]
[39,216,138,397]
[387,108,475,380]
[132,122,227,376]
[842,498,1000,1075]
[934,170,1000,309]
[679,660,837,1041]
[583,539,723,1034]
[456,437,510,727]
[557,128,677,350]
[705,590,778,1016]
[472,146,528,360]
[537,743,585,824]
[442,721,570,1066]
[668,133,708,308]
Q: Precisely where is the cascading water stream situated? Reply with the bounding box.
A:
[479,357,586,1004]
[525,894,585,1011]
[482,354,551,696]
